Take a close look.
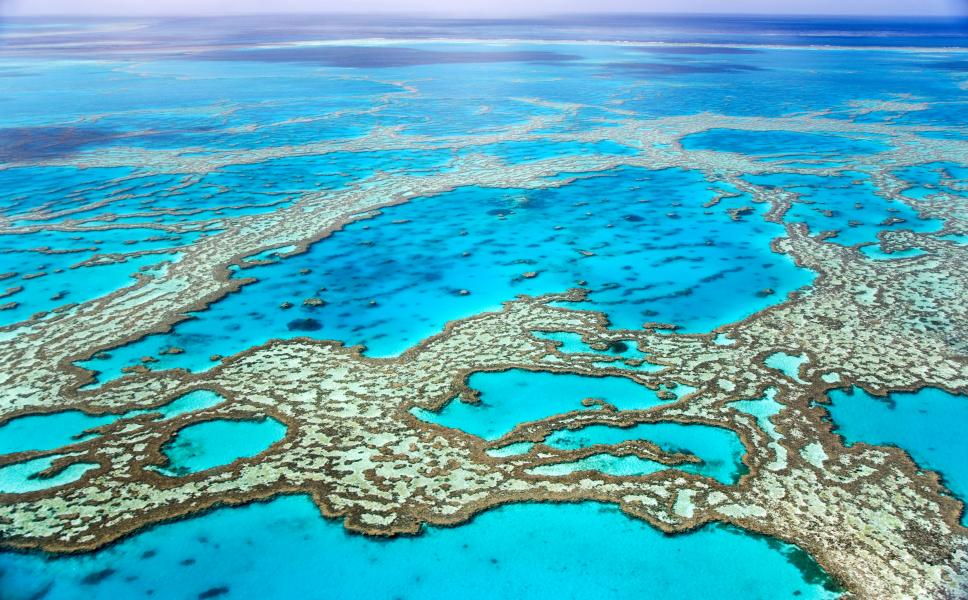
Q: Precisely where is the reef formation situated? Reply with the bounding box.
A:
[0,34,966,600]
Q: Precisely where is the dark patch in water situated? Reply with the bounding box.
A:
[197,46,581,68]
[0,126,122,162]
[487,208,514,216]
[922,60,968,71]
[287,318,322,332]
[198,587,230,599]
[622,214,644,222]
[867,390,898,410]
[606,341,629,353]
[781,546,845,593]
[606,62,763,75]
[80,568,116,585]
[26,581,54,600]
[732,525,844,594]
[732,462,751,480]
[633,45,759,54]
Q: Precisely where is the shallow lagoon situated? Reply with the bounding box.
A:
[156,417,287,475]
[414,369,740,482]
[0,496,841,600]
[825,387,968,524]
[0,455,98,494]
[542,422,746,484]
[8,149,456,228]
[0,250,182,327]
[742,172,943,247]
[681,129,890,165]
[0,390,225,456]
[78,166,813,383]
[413,368,684,440]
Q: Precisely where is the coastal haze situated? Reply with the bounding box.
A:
[3,0,968,15]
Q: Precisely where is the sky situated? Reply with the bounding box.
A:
[3,0,968,17]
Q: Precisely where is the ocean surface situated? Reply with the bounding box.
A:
[0,13,966,600]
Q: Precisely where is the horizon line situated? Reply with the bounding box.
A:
[4,10,968,19]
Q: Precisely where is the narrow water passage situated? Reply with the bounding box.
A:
[542,422,746,483]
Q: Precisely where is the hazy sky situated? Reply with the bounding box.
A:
[4,0,967,16]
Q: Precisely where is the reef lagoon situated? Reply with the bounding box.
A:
[0,14,966,600]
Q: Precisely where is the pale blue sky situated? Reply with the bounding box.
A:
[4,0,967,16]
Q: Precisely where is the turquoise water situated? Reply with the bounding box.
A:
[892,162,968,201]
[155,417,287,475]
[0,251,182,326]
[529,454,674,477]
[0,166,136,217]
[681,129,889,166]
[825,387,968,525]
[860,245,927,260]
[731,389,787,470]
[732,390,783,437]
[0,411,113,455]
[742,172,944,246]
[77,167,813,383]
[0,455,98,494]
[0,165,296,227]
[542,422,746,484]
[533,330,667,372]
[2,14,966,599]
[142,389,226,418]
[533,331,648,359]
[413,369,683,440]
[0,390,225,456]
[0,496,841,599]
[938,233,968,245]
[415,370,735,483]
[765,352,808,383]
[475,140,637,164]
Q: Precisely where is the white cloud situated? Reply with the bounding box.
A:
[3,0,965,16]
